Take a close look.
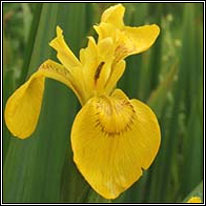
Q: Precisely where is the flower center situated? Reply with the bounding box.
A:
[94,96,136,136]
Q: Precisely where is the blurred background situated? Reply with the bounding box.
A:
[3,3,203,203]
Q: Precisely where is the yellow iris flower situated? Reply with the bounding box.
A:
[4,4,161,199]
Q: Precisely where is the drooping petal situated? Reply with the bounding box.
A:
[71,89,161,199]
[49,26,81,69]
[5,72,45,139]
[39,59,84,104]
[101,4,125,28]
[5,60,82,139]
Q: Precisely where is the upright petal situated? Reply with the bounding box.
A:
[95,3,160,63]
[49,26,81,69]
[101,4,125,28]
[104,60,126,95]
[5,60,83,139]
[71,89,161,199]
[122,24,160,56]
[80,37,115,100]
[95,23,160,62]
[94,22,117,43]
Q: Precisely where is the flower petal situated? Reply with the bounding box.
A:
[94,22,117,43]
[95,38,114,92]
[95,23,160,62]
[98,37,114,60]
[71,89,161,199]
[101,4,125,28]
[80,37,115,100]
[96,4,160,60]
[104,60,126,94]
[49,26,81,69]
[5,60,82,139]
[39,59,84,104]
[122,24,160,56]
[5,72,44,139]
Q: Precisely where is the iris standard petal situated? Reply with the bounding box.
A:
[95,23,160,62]
[122,24,160,56]
[104,60,126,94]
[49,26,81,69]
[71,89,161,199]
[5,59,82,139]
[80,37,115,100]
[94,22,117,44]
[94,3,160,62]
[101,4,125,28]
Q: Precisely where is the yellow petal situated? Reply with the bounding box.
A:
[49,26,81,69]
[104,60,126,94]
[95,23,160,62]
[96,4,160,60]
[5,72,44,139]
[80,37,115,99]
[79,37,97,66]
[94,38,114,92]
[39,59,84,105]
[122,24,160,56]
[187,196,202,203]
[94,23,117,43]
[80,37,98,99]
[80,36,98,70]
[101,4,125,28]
[5,60,83,139]
[71,89,161,199]
[97,37,114,60]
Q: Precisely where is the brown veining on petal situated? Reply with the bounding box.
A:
[93,96,136,137]
[39,62,71,79]
[39,61,85,104]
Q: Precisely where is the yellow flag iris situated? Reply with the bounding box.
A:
[4,4,161,199]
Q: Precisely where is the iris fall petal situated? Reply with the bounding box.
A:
[5,59,82,139]
[71,89,161,199]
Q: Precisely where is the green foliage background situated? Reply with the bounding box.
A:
[3,3,203,203]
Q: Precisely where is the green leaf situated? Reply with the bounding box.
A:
[21,3,33,43]
[3,69,15,165]
[148,62,178,117]
[179,3,203,199]
[18,3,43,86]
[3,3,82,203]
